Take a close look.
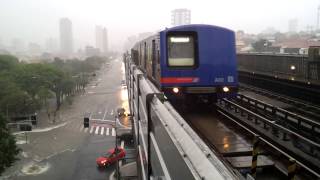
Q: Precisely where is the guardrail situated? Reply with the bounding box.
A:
[124,54,238,180]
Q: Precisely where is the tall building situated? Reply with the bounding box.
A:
[171,9,191,26]
[59,18,73,55]
[317,5,320,31]
[288,19,298,33]
[95,26,108,54]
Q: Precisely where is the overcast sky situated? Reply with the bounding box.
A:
[0,0,319,51]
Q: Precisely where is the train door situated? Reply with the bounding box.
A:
[152,40,156,78]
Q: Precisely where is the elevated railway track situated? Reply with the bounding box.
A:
[240,83,320,121]
[123,53,320,180]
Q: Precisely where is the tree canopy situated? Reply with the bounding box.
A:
[0,55,107,173]
[0,55,107,117]
[0,114,20,175]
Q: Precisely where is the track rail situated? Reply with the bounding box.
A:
[216,98,320,178]
[240,83,320,121]
[178,102,319,179]
[234,93,320,143]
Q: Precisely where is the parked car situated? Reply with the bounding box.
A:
[96,147,126,167]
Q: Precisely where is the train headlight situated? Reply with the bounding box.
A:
[222,87,230,92]
[173,87,179,94]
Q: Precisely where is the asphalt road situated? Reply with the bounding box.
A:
[1,58,127,180]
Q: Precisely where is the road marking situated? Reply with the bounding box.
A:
[119,140,125,167]
[111,128,116,136]
[91,119,114,123]
[100,127,104,135]
[110,109,114,115]
[102,109,108,120]
[84,127,88,133]
[95,126,100,134]
[80,125,84,132]
[106,128,110,136]
[89,126,94,134]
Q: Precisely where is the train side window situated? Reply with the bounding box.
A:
[152,40,156,78]
[167,35,195,67]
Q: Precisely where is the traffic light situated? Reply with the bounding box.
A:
[84,117,89,128]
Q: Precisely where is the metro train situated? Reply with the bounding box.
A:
[131,24,238,103]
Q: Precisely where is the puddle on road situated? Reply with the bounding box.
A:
[21,162,50,175]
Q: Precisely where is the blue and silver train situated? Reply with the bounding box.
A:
[131,24,238,103]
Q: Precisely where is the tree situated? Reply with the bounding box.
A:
[0,114,20,175]
[0,55,19,72]
[0,76,36,116]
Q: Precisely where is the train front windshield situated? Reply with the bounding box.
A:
[167,36,195,67]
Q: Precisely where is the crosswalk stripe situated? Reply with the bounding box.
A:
[95,126,100,134]
[119,140,125,167]
[84,127,88,133]
[100,127,104,135]
[89,126,94,134]
[106,128,110,136]
[112,128,116,136]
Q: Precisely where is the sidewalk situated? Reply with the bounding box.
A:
[11,91,85,135]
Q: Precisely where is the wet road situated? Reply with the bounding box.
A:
[1,58,128,180]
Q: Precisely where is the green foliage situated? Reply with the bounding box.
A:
[0,54,107,174]
[0,55,19,72]
[0,114,20,175]
[0,55,107,117]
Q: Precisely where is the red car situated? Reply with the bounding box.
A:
[96,147,126,167]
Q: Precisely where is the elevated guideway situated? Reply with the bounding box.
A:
[123,53,239,180]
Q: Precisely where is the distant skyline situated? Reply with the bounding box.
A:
[172,9,191,26]
[0,0,319,51]
[59,18,73,55]
[95,26,108,54]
